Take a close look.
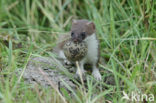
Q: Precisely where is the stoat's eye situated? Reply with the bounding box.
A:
[71,32,74,37]
[81,32,86,39]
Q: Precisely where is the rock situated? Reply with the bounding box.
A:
[16,57,76,91]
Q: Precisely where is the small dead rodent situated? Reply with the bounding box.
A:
[63,39,88,61]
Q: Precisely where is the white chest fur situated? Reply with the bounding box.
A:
[84,33,99,63]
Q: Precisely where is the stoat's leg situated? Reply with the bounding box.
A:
[59,50,71,65]
[92,64,102,80]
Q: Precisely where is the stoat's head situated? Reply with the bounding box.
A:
[70,19,95,43]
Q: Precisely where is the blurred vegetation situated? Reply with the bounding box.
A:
[0,0,156,103]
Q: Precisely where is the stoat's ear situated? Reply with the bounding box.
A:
[86,21,95,30]
[72,19,78,25]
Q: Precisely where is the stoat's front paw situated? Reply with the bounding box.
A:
[92,69,102,81]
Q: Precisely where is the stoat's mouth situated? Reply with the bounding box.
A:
[71,39,82,43]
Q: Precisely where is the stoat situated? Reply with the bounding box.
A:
[54,19,102,80]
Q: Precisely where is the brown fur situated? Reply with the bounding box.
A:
[71,19,95,36]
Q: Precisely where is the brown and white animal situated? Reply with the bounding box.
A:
[54,19,102,80]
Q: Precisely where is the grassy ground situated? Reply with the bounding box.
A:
[0,0,156,103]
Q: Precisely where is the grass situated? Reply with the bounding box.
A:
[0,0,156,103]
